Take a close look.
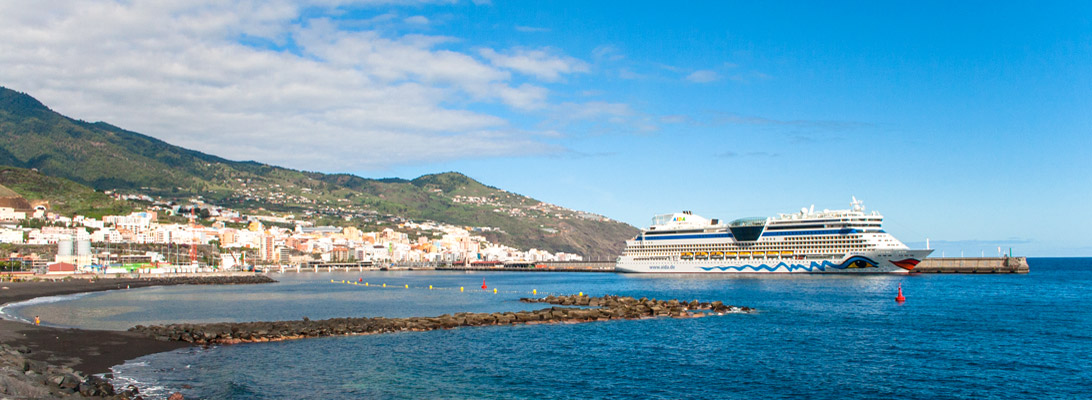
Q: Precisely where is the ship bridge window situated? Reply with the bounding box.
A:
[728,217,767,242]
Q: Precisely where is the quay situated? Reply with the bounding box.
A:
[269,257,1031,274]
[435,261,615,272]
[69,258,1023,276]
[912,256,1029,274]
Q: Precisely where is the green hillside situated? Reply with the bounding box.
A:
[0,166,135,218]
[0,87,637,258]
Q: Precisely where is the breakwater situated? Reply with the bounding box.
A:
[436,261,616,272]
[913,257,1029,274]
[129,294,753,345]
[135,275,278,285]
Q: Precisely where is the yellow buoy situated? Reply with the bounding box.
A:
[365,282,369,286]
[579,292,583,297]
[460,286,464,292]
[382,283,386,287]
[429,285,433,290]
[533,289,537,295]
[493,288,498,294]
[405,284,409,289]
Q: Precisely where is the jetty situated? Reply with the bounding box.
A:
[130,294,753,345]
[912,256,1029,274]
[436,260,615,272]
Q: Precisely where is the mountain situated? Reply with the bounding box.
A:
[0,87,637,258]
[0,166,136,218]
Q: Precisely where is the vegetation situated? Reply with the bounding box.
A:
[0,87,638,258]
[0,166,136,218]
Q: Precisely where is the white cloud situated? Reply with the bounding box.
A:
[541,101,657,135]
[618,68,645,80]
[555,101,633,121]
[0,1,590,171]
[659,115,690,124]
[686,69,720,83]
[404,15,429,25]
[591,45,625,62]
[514,25,550,33]
[479,47,589,82]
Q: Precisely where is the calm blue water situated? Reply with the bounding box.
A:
[11,258,1092,399]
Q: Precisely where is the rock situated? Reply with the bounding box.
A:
[57,373,81,391]
[78,381,98,396]
[23,358,48,373]
[169,392,185,400]
[128,293,753,345]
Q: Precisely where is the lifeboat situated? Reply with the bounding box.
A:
[710,251,724,259]
[695,252,709,260]
[680,252,694,260]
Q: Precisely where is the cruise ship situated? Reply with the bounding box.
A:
[616,198,932,273]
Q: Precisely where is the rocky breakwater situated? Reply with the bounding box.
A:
[0,344,141,399]
[141,275,277,286]
[129,294,753,345]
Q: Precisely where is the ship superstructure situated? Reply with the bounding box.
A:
[615,198,932,273]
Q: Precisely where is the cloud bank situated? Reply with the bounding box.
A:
[0,1,590,171]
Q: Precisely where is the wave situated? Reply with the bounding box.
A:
[109,358,174,399]
[0,292,93,323]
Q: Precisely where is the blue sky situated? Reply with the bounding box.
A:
[1,1,1089,256]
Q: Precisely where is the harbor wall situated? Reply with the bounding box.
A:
[913,256,1028,274]
[436,261,615,272]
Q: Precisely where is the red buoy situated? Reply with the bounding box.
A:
[481,278,487,290]
[358,278,363,283]
[895,283,906,303]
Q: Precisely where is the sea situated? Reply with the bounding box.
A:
[5,257,1091,399]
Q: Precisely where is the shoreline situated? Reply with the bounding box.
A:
[0,275,275,394]
[1,274,753,398]
[131,294,751,345]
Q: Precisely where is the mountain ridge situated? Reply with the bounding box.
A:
[0,87,637,258]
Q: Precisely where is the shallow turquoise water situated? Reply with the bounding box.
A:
[10,258,1092,399]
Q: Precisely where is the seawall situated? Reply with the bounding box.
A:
[130,294,753,345]
[913,257,1029,274]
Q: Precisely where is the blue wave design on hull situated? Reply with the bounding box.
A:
[697,256,878,272]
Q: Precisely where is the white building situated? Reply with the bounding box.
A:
[0,207,26,222]
[0,227,24,244]
[104,212,156,233]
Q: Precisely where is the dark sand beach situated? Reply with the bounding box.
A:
[0,278,264,376]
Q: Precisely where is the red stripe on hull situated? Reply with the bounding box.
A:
[891,258,921,270]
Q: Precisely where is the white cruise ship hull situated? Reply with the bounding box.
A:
[616,249,934,273]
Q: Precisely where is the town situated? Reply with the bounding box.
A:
[0,189,585,276]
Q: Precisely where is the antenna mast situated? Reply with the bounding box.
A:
[189,206,198,266]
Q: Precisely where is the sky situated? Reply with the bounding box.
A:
[1,1,1089,256]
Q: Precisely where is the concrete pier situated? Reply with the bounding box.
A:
[912,256,1029,274]
[257,258,1029,274]
[435,261,616,272]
